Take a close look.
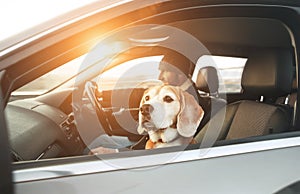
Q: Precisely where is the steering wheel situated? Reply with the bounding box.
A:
[84,81,113,135]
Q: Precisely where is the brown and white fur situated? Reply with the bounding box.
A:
[137,85,204,149]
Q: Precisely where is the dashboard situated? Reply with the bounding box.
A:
[6,87,146,161]
[6,95,84,161]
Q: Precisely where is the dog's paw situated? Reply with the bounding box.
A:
[145,140,155,149]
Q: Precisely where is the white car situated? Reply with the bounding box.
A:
[1,0,300,193]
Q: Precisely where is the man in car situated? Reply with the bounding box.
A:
[88,52,204,154]
[157,54,200,102]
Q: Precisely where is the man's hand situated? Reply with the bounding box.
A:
[89,147,118,155]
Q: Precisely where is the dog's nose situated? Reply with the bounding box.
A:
[140,104,153,116]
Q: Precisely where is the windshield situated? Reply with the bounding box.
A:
[0,0,98,41]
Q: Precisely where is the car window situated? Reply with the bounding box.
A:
[12,54,246,96]
[12,55,85,96]
[97,56,163,90]
[192,55,247,93]
[13,55,163,96]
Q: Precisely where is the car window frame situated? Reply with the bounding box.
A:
[12,134,300,183]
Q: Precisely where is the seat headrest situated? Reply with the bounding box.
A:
[195,66,219,94]
[159,52,193,76]
[241,49,293,98]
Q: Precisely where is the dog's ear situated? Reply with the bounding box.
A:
[177,91,204,137]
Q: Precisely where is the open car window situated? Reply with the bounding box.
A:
[7,17,297,163]
[97,56,163,90]
[12,55,86,96]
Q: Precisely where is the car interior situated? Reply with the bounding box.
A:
[195,48,294,145]
[4,6,299,163]
[194,66,227,130]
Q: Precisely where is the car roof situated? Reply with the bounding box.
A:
[1,0,300,55]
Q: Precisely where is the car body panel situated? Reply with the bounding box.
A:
[14,140,300,193]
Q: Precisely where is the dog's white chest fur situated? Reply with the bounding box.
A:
[148,127,178,143]
[148,127,192,148]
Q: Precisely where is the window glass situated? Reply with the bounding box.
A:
[97,56,163,90]
[192,55,247,93]
[11,55,163,95]
[12,55,85,95]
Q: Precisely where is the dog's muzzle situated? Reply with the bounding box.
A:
[140,104,156,130]
[140,104,153,117]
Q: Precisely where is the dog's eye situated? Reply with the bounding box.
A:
[145,95,150,101]
[163,95,174,103]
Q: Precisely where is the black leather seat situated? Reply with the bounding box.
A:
[194,66,227,130]
[195,66,220,96]
[195,49,294,144]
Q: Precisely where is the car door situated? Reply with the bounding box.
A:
[12,136,300,194]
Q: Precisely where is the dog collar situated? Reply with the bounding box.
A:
[157,121,177,132]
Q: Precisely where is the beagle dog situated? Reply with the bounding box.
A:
[137,85,204,149]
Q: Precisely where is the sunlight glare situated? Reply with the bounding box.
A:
[0,0,98,41]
